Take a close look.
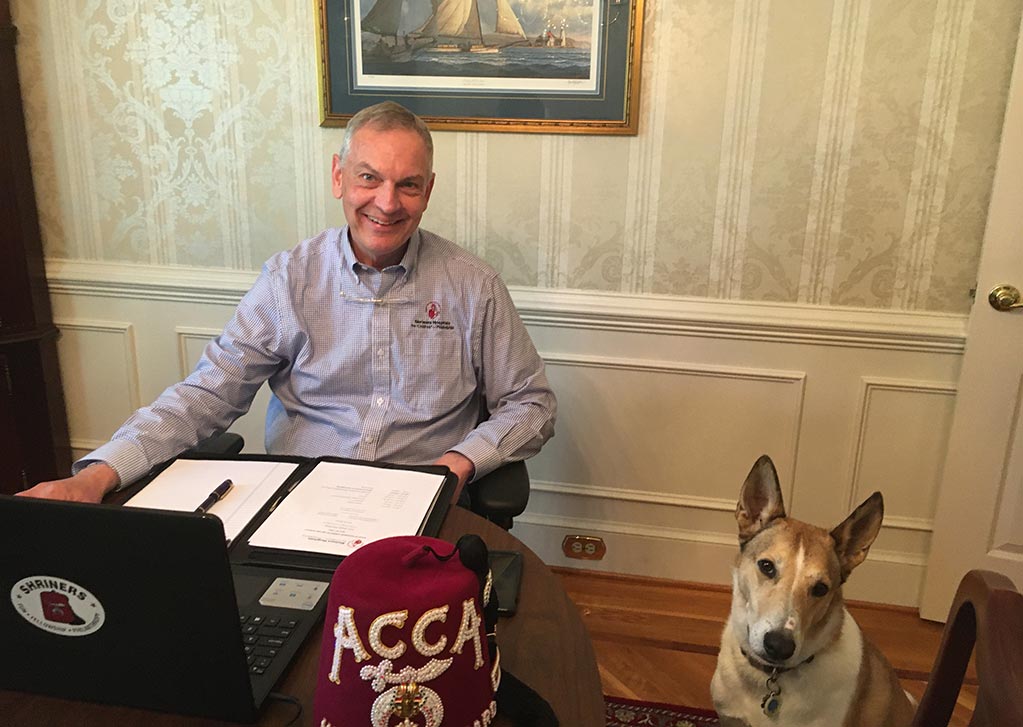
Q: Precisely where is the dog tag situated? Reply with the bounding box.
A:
[761,692,781,717]
[761,670,782,718]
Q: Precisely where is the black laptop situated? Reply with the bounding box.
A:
[0,495,330,722]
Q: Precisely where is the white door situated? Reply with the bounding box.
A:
[919,25,1023,621]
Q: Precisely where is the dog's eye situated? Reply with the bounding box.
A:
[811,582,830,598]
[757,559,776,578]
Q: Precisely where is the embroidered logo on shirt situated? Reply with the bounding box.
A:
[412,302,454,331]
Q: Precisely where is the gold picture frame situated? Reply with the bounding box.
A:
[316,0,645,135]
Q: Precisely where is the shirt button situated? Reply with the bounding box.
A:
[377,397,384,406]
[365,435,375,444]
[377,348,385,357]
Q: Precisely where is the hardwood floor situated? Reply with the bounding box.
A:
[556,568,977,726]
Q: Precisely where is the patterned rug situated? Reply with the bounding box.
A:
[605,695,720,726]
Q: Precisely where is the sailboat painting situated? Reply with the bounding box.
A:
[352,0,602,94]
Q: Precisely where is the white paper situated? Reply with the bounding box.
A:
[247,461,446,557]
[125,459,300,543]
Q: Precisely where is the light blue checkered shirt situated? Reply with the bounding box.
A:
[78,227,556,488]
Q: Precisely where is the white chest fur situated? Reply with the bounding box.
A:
[711,610,863,727]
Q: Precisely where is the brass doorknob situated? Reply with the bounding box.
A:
[989,285,1023,311]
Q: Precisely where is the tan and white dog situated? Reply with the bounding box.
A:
[711,455,915,727]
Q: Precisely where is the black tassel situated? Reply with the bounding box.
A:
[456,534,559,727]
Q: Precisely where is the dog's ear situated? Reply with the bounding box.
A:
[830,492,884,583]
[736,455,786,547]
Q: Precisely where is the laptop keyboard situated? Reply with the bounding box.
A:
[239,613,300,675]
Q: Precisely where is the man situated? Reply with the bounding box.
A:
[20,102,556,505]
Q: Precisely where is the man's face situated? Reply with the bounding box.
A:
[332,125,435,269]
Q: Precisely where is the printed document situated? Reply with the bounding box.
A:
[247,461,446,557]
[125,458,300,544]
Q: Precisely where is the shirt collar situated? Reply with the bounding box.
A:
[340,226,421,278]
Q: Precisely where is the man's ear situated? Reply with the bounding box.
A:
[331,154,344,199]
[736,455,786,547]
[830,492,884,583]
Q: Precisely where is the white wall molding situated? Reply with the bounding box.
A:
[517,511,924,567]
[47,259,255,305]
[533,479,936,535]
[533,479,735,512]
[515,288,966,353]
[46,258,967,353]
[542,352,805,383]
[518,511,737,547]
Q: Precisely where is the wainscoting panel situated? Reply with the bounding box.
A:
[47,260,967,606]
[52,318,140,455]
[847,378,958,526]
[536,354,805,504]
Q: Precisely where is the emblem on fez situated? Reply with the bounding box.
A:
[362,660,449,727]
[426,302,440,320]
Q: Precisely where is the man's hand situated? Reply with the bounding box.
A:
[433,452,475,504]
[16,463,120,504]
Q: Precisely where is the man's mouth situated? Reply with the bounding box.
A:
[366,214,402,227]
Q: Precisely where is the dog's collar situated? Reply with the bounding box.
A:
[739,646,815,675]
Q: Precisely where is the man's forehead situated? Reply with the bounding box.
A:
[351,124,429,154]
[346,126,432,176]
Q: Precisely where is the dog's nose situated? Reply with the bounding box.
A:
[763,629,795,661]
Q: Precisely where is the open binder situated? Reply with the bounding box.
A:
[126,453,456,573]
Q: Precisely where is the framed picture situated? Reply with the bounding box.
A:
[315,0,645,135]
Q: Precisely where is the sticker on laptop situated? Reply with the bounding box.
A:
[11,576,105,636]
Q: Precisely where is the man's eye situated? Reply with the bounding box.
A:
[757,559,776,578]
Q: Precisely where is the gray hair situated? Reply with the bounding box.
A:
[339,102,434,171]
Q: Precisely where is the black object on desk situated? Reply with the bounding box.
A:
[0,495,329,723]
[489,550,524,616]
[195,478,233,513]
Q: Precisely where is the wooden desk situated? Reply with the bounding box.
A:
[0,506,605,726]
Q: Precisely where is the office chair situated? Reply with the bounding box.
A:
[467,460,530,531]
[188,434,530,530]
[189,432,245,456]
[911,569,1023,727]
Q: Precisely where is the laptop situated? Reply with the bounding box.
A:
[0,495,330,723]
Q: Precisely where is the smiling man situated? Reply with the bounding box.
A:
[21,102,556,505]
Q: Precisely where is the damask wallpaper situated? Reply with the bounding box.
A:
[12,0,1022,313]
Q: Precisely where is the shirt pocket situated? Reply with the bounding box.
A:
[399,326,476,415]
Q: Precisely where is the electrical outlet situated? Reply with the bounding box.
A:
[562,534,606,560]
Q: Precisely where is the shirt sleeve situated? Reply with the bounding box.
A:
[72,265,287,488]
[448,276,556,480]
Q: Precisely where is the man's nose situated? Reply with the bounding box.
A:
[375,183,401,212]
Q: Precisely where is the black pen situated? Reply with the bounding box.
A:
[195,479,233,514]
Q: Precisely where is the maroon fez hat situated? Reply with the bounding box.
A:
[313,535,498,727]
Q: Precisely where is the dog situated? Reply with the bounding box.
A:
[710,455,915,727]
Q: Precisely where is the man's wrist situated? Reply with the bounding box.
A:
[80,462,120,499]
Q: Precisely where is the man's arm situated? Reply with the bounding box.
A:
[447,276,556,481]
[20,266,287,500]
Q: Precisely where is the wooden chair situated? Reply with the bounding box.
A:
[911,569,1023,727]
